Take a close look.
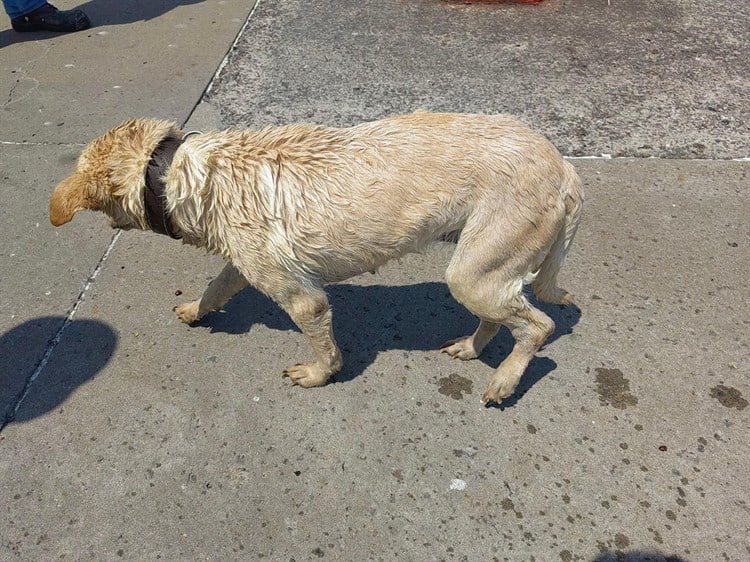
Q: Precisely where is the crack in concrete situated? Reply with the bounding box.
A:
[5,78,21,106]
[3,74,40,108]
[0,140,86,147]
[2,43,50,109]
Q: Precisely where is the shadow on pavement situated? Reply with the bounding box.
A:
[0,316,117,426]
[78,0,205,25]
[592,551,689,562]
[1,0,205,48]
[196,281,581,400]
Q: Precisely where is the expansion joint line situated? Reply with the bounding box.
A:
[0,140,86,147]
[185,0,263,123]
[0,230,122,432]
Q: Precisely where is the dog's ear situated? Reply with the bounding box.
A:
[49,173,96,226]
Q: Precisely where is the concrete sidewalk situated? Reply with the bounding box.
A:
[0,0,251,424]
[1,1,748,561]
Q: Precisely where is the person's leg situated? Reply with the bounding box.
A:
[7,2,91,32]
[3,0,47,19]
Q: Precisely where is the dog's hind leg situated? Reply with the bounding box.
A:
[277,288,343,388]
[444,225,557,405]
[481,301,554,404]
[174,263,249,324]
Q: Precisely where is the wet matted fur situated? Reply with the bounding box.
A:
[49,111,583,404]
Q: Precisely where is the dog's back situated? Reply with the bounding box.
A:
[171,112,576,283]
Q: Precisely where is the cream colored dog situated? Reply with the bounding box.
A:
[49,112,582,404]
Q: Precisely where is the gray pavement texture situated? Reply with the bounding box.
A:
[208,0,749,159]
[0,1,748,561]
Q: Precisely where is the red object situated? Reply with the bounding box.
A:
[444,0,544,4]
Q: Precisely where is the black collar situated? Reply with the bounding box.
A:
[144,137,183,239]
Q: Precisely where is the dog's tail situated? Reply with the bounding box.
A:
[531,160,583,305]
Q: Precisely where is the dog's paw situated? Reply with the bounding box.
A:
[555,291,575,306]
[173,301,200,324]
[481,376,518,405]
[537,287,575,305]
[440,337,480,361]
[282,362,331,388]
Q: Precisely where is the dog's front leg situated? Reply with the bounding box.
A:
[279,289,342,388]
[174,263,249,324]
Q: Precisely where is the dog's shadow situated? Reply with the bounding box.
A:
[197,281,581,405]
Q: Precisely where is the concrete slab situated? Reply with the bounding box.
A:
[208,0,749,159]
[0,0,255,143]
[0,0,253,425]
[2,159,747,560]
[2,0,749,560]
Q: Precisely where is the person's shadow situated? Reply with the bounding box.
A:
[1,1,205,48]
[195,281,581,407]
[0,316,117,426]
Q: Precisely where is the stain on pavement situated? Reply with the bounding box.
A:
[594,367,638,409]
[438,373,473,400]
[709,384,748,410]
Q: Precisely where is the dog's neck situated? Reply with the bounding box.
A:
[144,137,183,239]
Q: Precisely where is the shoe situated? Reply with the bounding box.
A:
[11,3,91,32]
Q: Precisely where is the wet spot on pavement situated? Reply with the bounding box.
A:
[500,497,523,519]
[709,384,748,410]
[614,533,630,549]
[438,373,473,400]
[594,367,638,409]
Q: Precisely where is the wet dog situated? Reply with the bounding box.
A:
[49,112,582,404]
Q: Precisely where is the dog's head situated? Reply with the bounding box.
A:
[49,118,182,230]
